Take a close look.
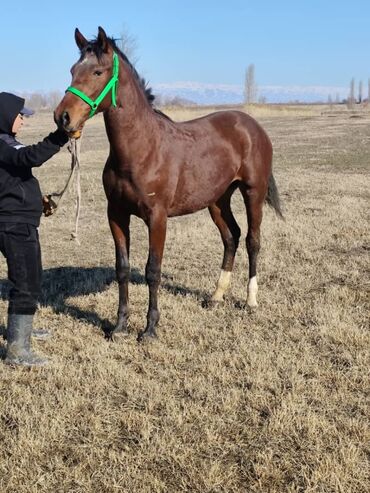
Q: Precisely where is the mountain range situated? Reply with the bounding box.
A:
[152,82,349,105]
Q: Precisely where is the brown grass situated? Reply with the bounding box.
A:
[0,105,369,492]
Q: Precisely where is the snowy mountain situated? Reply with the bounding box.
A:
[152,82,349,105]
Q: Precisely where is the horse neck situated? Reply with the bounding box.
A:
[104,62,157,158]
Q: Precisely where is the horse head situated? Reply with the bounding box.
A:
[55,27,118,138]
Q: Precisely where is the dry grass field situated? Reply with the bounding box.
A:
[0,104,369,492]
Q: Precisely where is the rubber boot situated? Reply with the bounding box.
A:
[4,314,49,367]
[3,327,51,341]
[32,329,51,340]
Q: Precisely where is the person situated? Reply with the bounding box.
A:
[0,91,68,367]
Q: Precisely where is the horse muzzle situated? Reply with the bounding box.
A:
[54,109,83,139]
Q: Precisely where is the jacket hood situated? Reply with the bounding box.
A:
[0,92,25,134]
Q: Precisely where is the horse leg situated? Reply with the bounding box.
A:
[108,206,130,337]
[240,185,264,307]
[209,186,241,302]
[138,210,167,342]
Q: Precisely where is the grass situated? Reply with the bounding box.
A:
[0,104,369,492]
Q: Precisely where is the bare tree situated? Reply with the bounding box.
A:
[47,91,64,110]
[348,77,355,108]
[358,80,363,103]
[24,92,48,110]
[244,64,257,104]
[117,25,139,65]
[19,91,64,110]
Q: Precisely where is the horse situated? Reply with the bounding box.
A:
[54,27,283,342]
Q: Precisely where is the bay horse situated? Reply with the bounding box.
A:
[54,27,283,342]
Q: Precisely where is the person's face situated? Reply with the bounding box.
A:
[12,114,24,134]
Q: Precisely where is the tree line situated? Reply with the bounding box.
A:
[244,63,370,105]
[19,91,64,111]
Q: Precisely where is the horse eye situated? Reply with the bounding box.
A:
[94,70,103,76]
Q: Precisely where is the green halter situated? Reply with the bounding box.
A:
[66,52,119,118]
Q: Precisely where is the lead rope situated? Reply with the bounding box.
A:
[69,138,81,244]
[43,137,82,244]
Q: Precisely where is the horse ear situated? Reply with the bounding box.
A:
[75,28,88,51]
[97,26,109,53]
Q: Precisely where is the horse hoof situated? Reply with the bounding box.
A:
[104,327,129,341]
[104,331,114,341]
[137,331,157,343]
[247,301,258,310]
[113,328,130,337]
[234,300,258,312]
[202,297,219,309]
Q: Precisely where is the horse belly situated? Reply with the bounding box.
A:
[168,160,238,216]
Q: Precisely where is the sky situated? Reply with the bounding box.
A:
[1,0,369,96]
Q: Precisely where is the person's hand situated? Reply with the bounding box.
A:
[42,195,58,216]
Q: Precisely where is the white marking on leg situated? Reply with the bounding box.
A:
[247,276,258,307]
[212,270,231,302]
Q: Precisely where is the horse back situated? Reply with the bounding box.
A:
[164,110,272,215]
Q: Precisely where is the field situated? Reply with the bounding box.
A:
[0,104,369,492]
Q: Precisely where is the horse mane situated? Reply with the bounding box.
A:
[82,36,173,121]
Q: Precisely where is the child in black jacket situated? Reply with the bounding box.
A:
[0,92,68,367]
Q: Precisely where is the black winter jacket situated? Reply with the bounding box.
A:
[0,92,68,226]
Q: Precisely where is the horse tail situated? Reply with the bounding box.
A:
[266,173,284,219]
